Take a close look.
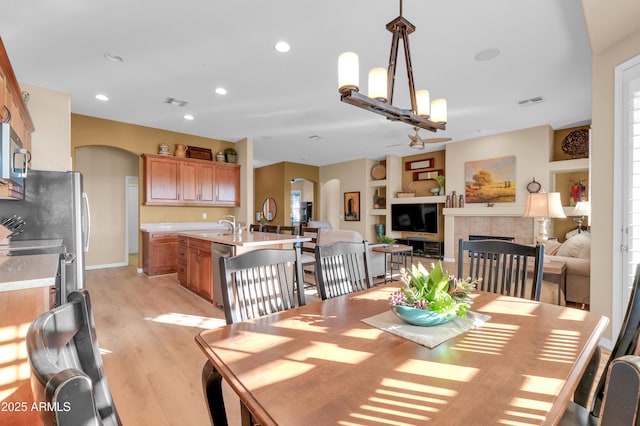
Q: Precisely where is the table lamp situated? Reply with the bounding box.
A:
[523,192,566,244]
[571,201,591,232]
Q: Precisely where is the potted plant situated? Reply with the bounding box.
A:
[377,235,395,245]
[388,262,478,326]
[433,175,445,195]
[224,147,237,164]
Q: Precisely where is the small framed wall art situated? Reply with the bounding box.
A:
[344,191,360,221]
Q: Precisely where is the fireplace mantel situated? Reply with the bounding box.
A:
[443,206,525,217]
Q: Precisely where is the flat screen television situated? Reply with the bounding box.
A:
[391,203,438,233]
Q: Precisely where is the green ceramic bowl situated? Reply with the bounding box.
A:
[390,305,457,326]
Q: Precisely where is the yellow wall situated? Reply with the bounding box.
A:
[75,146,138,266]
[254,162,319,227]
[401,150,446,196]
[71,114,238,225]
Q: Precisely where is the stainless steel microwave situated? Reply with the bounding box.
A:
[0,122,28,199]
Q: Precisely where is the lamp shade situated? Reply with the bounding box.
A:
[415,90,430,116]
[338,52,359,94]
[368,67,387,101]
[523,192,566,218]
[430,98,447,123]
[572,201,591,217]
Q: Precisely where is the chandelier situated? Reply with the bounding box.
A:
[338,0,447,132]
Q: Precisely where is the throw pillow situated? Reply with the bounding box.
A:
[544,240,563,255]
[556,233,591,259]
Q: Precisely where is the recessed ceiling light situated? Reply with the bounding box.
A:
[308,135,322,140]
[184,114,194,120]
[95,94,109,101]
[215,87,227,95]
[274,41,290,53]
[104,53,124,62]
[474,48,500,62]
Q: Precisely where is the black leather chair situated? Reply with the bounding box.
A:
[315,240,373,300]
[26,289,122,426]
[202,247,305,425]
[457,238,544,300]
[560,263,640,424]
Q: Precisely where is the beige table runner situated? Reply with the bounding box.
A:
[362,310,491,349]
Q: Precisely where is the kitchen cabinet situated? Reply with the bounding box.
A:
[184,238,213,302]
[177,236,187,284]
[0,38,34,200]
[141,231,179,276]
[181,161,216,205]
[142,154,240,206]
[143,154,181,205]
[215,163,240,206]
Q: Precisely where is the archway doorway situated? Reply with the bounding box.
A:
[290,178,315,227]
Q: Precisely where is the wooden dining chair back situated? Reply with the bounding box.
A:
[315,240,373,300]
[26,290,122,426]
[219,246,305,324]
[263,224,279,233]
[249,223,262,232]
[597,355,640,425]
[277,225,297,235]
[299,226,320,286]
[457,238,544,301]
[560,263,640,425]
[203,247,306,426]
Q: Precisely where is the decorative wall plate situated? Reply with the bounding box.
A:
[371,164,386,180]
[561,129,589,158]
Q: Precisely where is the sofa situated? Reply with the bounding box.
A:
[317,229,386,278]
[543,232,591,305]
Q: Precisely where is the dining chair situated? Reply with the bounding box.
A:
[315,240,373,300]
[249,223,262,232]
[26,289,122,426]
[299,226,320,287]
[263,224,279,233]
[277,225,296,235]
[457,238,544,300]
[202,247,305,426]
[560,263,640,425]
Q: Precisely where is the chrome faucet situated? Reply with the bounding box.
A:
[218,215,236,234]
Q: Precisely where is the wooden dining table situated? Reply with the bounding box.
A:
[195,283,608,426]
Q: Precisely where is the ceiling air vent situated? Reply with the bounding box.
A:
[517,96,544,107]
[164,97,188,107]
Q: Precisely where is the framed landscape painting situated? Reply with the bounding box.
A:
[344,191,360,221]
[464,155,516,203]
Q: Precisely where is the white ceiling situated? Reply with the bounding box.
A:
[1,0,593,167]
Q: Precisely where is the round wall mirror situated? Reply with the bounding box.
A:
[263,197,277,221]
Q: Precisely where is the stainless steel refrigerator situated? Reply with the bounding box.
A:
[0,170,90,305]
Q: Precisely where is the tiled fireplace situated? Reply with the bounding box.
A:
[443,207,535,261]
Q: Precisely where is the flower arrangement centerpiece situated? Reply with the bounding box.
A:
[388,262,478,326]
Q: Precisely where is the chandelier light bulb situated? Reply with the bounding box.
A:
[338,52,359,94]
[431,98,447,123]
[415,90,430,116]
[368,67,388,101]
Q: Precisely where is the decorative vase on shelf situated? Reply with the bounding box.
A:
[430,188,440,196]
[438,187,445,196]
[174,144,186,157]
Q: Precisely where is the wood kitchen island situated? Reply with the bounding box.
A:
[177,230,308,305]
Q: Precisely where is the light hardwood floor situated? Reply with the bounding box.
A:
[86,262,603,425]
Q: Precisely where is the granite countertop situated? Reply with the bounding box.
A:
[178,230,310,247]
[0,239,64,252]
[141,222,230,233]
[0,252,60,292]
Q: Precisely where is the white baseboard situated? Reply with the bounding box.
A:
[85,262,128,270]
